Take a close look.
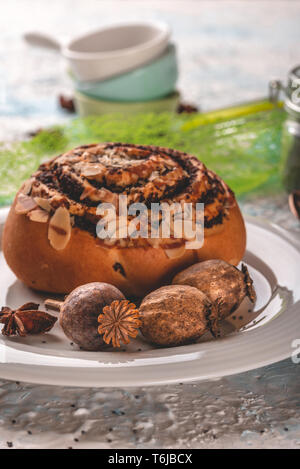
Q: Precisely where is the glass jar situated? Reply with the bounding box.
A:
[281,65,300,193]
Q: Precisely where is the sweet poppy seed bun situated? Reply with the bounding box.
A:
[2,143,246,297]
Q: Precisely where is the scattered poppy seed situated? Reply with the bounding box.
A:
[112,409,125,416]
[113,262,126,278]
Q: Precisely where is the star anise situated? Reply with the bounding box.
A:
[98,300,141,348]
[242,264,256,303]
[0,303,57,337]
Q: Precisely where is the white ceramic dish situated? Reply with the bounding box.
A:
[24,22,171,82]
[0,208,299,387]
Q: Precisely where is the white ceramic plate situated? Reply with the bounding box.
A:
[0,207,299,387]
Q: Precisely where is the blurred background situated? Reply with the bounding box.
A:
[0,0,300,450]
[1,0,300,139]
[1,0,300,219]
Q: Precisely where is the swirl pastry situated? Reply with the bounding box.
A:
[2,143,246,297]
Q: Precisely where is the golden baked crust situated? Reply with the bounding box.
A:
[2,143,246,297]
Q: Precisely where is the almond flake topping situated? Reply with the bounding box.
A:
[15,194,38,215]
[80,164,103,177]
[34,197,52,213]
[48,207,71,251]
[164,245,186,259]
[21,178,34,196]
[28,208,49,223]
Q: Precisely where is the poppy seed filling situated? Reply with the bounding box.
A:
[22,143,235,248]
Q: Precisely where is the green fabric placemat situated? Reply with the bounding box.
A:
[0,103,285,206]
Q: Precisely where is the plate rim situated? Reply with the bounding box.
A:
[0,206,299,387]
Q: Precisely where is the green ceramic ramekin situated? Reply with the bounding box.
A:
[74,90,180,116]
[73,44,178,102]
